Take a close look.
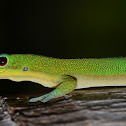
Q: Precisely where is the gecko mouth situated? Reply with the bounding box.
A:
[0,70,6,79]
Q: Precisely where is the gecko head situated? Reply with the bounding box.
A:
[0,54,10,72]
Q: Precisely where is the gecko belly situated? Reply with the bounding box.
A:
[1,70,126,89]
[0,70,59,88]
[8,76,58,88]
[76,75,126,89]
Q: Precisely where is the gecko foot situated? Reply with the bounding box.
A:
[29,75,77,103]
[29,94,53,103]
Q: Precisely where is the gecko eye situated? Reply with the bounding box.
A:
[0,57,7,66]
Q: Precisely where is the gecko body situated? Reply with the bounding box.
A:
[0,54,125,102]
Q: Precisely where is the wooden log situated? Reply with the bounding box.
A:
[1,87,126,126]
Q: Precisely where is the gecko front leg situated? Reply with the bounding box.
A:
[29,75,77,103]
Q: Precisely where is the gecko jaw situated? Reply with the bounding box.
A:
[0,70,5,73]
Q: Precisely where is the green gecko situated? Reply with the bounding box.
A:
[0,54,125,103]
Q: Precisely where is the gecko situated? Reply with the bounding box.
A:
[0,54,125,103]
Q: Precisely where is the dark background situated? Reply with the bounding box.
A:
[1,0,126,58]
[0,0,126,95]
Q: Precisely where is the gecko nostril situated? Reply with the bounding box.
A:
[23,66,28,71]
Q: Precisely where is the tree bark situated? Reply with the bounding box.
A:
[1,87,126,126]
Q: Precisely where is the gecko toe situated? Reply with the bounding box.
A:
[29,98,40,102]
[29,94,50,103]
[41,95,52,103]
[29,98,36,102]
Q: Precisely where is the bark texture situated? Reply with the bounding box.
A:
[1,87,126,126]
